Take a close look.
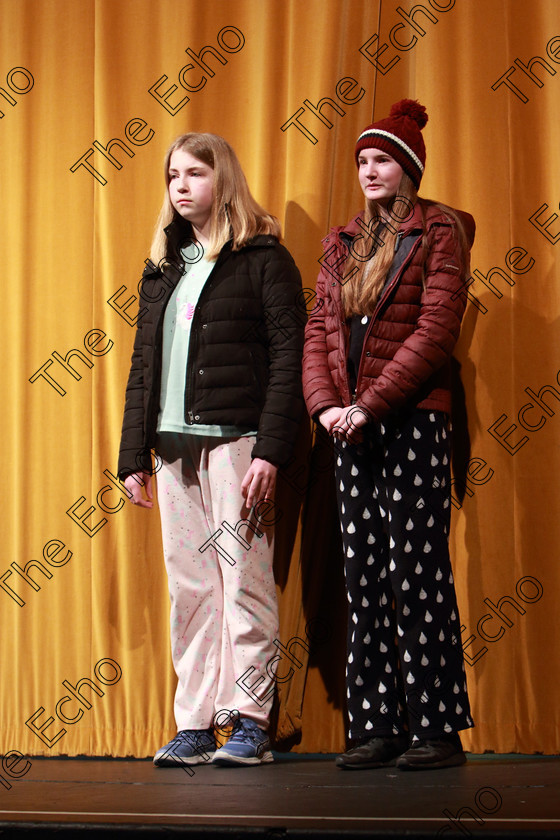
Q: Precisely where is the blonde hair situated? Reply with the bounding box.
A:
[341,174,469,317]
[341,173,418,317]
[150,133,281,263]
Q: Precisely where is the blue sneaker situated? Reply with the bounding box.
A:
[211,717,273,766]
[153,728,215,766]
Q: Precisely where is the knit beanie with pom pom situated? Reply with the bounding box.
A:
[355,99,428,189]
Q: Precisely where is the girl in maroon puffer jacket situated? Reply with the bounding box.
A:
[302,100,475,770]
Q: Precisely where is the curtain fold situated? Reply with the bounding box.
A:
[2,0,559,757]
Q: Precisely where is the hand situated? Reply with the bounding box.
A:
[330,405,370,444]
[241,458,277,510]
[318,406,346,434]
[123,472,154,509]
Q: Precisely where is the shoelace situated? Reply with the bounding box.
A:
[228,720,261,744]
[174,729,214,749]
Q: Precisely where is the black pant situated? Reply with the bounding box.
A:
[334,409,474,741]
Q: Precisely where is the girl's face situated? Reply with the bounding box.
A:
[357,148,403,208]
[168,148,214,230]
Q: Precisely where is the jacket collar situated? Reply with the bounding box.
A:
[328,198,475,247]
[163,220,279,253]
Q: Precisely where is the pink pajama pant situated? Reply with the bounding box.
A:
[155,433,279,731]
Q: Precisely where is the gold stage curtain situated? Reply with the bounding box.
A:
[1,0,559,758]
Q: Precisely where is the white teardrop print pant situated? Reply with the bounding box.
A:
[334,410,474,742]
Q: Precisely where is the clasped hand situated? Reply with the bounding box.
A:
[319,405,369,444]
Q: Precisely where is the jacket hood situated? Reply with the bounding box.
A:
[326,198,475,248]
[163,219,279,253]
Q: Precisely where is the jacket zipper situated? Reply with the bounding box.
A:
[146,265,182,434]
[183,251,225,424]
[353,232,423,404]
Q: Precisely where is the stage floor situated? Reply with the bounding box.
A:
[0,753,559,838]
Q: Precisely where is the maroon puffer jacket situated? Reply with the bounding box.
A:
[302,199,475,423]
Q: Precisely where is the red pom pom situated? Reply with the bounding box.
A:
[390,99,428,129]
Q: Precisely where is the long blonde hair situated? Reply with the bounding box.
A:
[341,173,418,317]
[341,174,469,317]
[150,133,281,264]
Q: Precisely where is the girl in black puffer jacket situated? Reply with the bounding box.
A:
[118,133,303,768]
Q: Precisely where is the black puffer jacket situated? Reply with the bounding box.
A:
[118,235,304,478]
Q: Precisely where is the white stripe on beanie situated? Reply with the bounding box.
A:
[356,129,424,173]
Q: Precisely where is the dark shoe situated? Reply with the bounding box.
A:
[211,717,273,766]
[153,728,215,766]
[396,733,466,770]
[335,734,409,770]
